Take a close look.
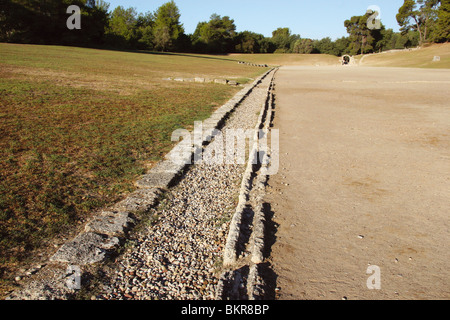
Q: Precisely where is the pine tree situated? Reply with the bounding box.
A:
[152,1,184,51]
[396,0,440,45]
[434,0,450,42]
[344,14,376,55]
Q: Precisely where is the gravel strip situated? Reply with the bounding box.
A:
[96,72,276,300]
[216,73,277,300]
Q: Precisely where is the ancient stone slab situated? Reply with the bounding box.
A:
[50,232,119,265]
[215,105,233,114]
[203,118,220,128]
[85,210,135,237]
[219,101,238,112]
[151,159,187,174]
[207,114,227,124]
[212,107,230,115]
[113,188,161,213]
[135,172,178,189]
[214,79,228,85]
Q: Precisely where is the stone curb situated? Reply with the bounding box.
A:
[222,73,275,267]
[238,61,269,68]
[163,77,241,86]
[217,69,278,300]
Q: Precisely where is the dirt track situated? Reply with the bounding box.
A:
[265,66,450,300]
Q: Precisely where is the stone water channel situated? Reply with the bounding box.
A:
[8,68,277,300]
[98,70,277,300]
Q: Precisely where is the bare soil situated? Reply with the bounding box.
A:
[265,66,450,300]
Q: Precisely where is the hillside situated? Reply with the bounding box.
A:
[359,43,450,69]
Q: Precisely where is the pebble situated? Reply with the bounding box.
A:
[98,76,274,300]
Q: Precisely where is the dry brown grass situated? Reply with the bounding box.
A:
[359,43,450,68]
[229,53,340,66]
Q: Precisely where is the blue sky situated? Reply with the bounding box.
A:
[105,0,404,40]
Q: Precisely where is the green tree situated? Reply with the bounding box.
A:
[0,0,30,42]
[258,37,276,53]
[345,14,376,55]
[292,38,314,54]
[344,11,386,55]
[434,0,450,42]
[334,36,351,56]
[0,0,109,46]
[235,31,258,53]
[152,1,184,51]
[191,21,208,52]
[388,30,419,48]
[271,27,291,52]
[271,27,300,53]
[372,24,388,52]
[81,0,110,45]
[312,37,339,55]
[234,31,270,53]
[153,25,171,51]
[396,0,440,45]
[106,6,138,47]
[376,28,395,51]
[135,11,154,49]
[192,14,236,53]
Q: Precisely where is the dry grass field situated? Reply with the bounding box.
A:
[0,43,269,292]
[230,52,340,66]
[232,43,450,69]
[359,43,450,69]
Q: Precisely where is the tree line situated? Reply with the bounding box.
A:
[1,0,449,56]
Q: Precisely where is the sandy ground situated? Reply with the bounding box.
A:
[265,66,450,300]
